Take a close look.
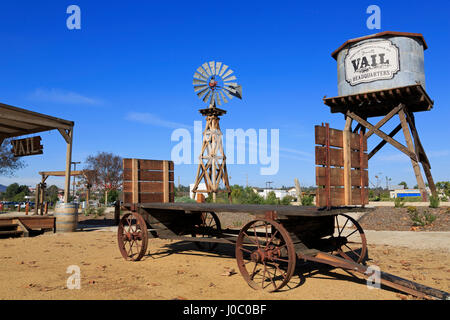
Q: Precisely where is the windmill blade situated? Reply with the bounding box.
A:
[197,87,210,99]
[209,61,215,76]
[215,62,222,75]
[222,68,234,79]
[197,67,209,79]
[222,75,236,82]
[223,82,238,87]
[194,72,207,81]
[224,85,237,94]
[219,64,228,77]
[202,62,212,76]
[202,90,212,103]
[194,84,208,92]
[193,78,207,85]
[215,91,222,106]
[219,90,228,104]
[222,88,233,100]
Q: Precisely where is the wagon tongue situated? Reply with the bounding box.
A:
[312,252,449,300]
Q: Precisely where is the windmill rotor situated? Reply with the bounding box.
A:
[193,61,242,107]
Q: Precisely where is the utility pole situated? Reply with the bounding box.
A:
[266,181,273,189]
[71,161,81,198]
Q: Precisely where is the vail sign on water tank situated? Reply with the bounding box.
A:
[344,39,400,86]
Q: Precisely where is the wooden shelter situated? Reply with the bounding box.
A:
[35,170,93,215]
[323,84,436,200]
[0,102,75,203]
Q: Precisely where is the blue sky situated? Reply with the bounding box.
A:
[0,0,449,190]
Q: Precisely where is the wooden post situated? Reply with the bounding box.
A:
[398,109,428,201]
[163,160,169,203]
[44,202,48,215]
[343,117,353,205]
[86,185,90,209]
[63,128,73,203]
[34,184,40,215]
[39,184,45,215]
[114,200,120,225]
[132,159,139,204]
[25,202,29,215]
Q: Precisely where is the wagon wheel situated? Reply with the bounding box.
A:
[117,212,148,261]
[192,212,222,251]
[236,219,296,292]
[331,214,367,264]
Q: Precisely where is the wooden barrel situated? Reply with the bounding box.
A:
[54,203,78,233]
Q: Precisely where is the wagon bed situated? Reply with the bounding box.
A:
[126,202,369,217]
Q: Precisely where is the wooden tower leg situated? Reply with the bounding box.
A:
[398,109,428,201]
[405,111,437,196]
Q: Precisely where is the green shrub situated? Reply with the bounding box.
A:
[408,209,436,226]
[301,195,314,206]
[440,196,448,202]
[280,195,294,206]
[175,196,197,203]
[83,207,96,216]
[429,195,440,208]
[406,206,417,215]
[96,207,106,216]
[394,197,405,208]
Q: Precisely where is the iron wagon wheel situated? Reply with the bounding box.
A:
[235,219,296,292]
[331,214,367,264]
[192,212,222,251]
[117,212,148,261]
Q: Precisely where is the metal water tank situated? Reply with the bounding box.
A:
[332,31,427,96]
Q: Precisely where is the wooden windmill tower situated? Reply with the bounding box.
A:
[191,61,242,202]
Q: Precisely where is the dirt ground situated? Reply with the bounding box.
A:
[359,206,450,231]
[0,229,449,300]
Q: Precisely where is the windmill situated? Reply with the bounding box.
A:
[191,61,242,202]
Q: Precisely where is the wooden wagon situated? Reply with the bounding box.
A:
[117,158,448,299]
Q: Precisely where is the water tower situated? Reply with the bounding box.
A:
[323,31,436,201]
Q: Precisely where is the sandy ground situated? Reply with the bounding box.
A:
[0,229,449,300]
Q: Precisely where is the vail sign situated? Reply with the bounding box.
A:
[344,39,400,86]
[11,136,43,157]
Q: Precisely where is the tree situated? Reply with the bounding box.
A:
[399,181,408,189]
[84,152,122,205]
[436,181,450,197]
[3,183,29,201]
[0,139,25,176]
[45,185,60,204]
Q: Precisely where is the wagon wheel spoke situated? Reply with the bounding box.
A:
[332,214,367,264]
[193,212,221,251]
[236,219,295,292]
[117,212,148,261]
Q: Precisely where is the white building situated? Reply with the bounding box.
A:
[256,188,289,200]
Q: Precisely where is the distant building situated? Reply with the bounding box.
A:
[189,183,208,200]
[390,188,430,198]
[255,188,289,200]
